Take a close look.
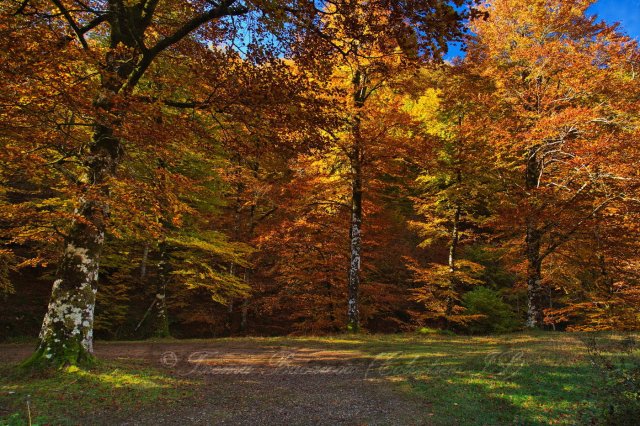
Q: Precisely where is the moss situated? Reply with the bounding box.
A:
[346,322,360,333]
[20,339,95,370]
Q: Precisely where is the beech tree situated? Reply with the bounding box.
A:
[2,0,265,367]
[467,0,640,327]
[296,1,476,331]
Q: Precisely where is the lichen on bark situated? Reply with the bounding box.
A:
[23,229,103,368]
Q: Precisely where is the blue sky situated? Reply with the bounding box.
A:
[589,0,640,38]
[447,0,640,58]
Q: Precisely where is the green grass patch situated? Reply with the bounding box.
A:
[335,332,637,425]
[0,360,197,425]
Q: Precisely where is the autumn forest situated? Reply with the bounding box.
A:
[1,0,639,373]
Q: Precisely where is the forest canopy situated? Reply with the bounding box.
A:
[0,0,638,367]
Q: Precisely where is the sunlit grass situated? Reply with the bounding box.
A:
[0,360,196,425]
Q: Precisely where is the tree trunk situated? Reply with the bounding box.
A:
[240,297,249,333]
[594,226,614,294]
[25,7,141,365]
[445,204,461,327]
[524,145,545,328]
[239,264,250,333]
[525,223,544,328]
[347,119,363,332]
[140,243,149,279]
[226,262,235,333]
[346,67,367,333]
[25,125,121,367]
[154,241,170,338]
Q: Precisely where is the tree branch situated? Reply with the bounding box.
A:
[124,0,249,91]
[79,13,109,34]
[50,0,89,49]
[540,197,616,261]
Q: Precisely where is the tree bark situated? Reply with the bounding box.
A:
[347,116,363,332]
[525,222,544,328]
[154,240,170,337]
[524,145,545,328]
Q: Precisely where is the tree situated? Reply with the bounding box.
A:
[293,0,475,331]
[467,0,640,327]
[406,65,500,329]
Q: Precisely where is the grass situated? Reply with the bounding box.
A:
[388,331,637,425]
[1,331,637,425]
[0,360,197,425]
[221,331,637,425]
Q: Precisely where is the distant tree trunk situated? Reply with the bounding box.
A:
[154,241,170,337]
[238,299,247,331]
[327,280,337,330]
[594,226,614,294]
[346,67,367,332]
[239,195,259,334]
[227,173,244,333]
[240,270,249,333]
[347,115,363,332]
[226,262,236,333]
[140,243,149,279]
[448,206,461,275]
[445,203,461,327]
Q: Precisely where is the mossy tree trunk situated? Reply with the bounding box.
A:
[25,125,121,367]
[26,3,136,367]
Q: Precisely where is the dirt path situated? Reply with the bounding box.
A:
[0,342,432,425]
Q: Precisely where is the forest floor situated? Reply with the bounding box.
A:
[0,331,637,425]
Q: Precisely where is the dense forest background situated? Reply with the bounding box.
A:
[1,0,639,347]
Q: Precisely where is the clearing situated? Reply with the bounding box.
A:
[0,332,635,425]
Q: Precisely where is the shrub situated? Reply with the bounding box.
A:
[416,326,456,336]
[461,287,518,334]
